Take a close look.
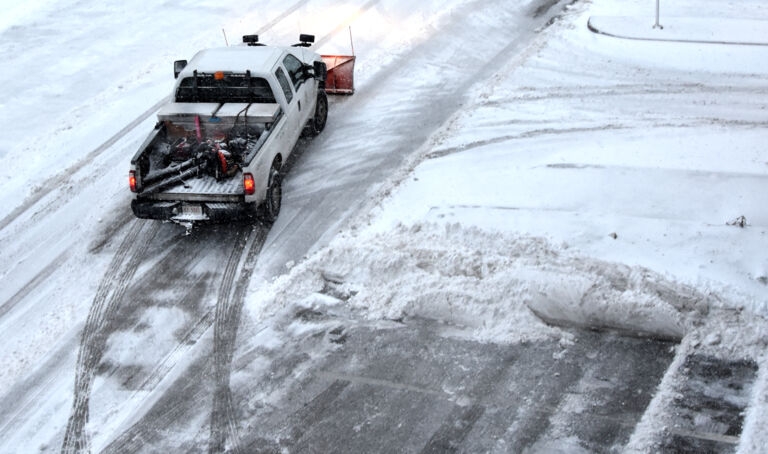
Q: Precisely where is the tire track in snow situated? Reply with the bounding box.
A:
[83,223,245,450]
[61,220,159,454]
[209,227,252,454]
[97,224,266,454]
[478,83,768,104]
[101,357,215,453]
[426,119,768,160]
[0,248,70,320]
[427,124,630,159]
[0,96,169,235]
[132,309,215,392]
[209,225,269,454]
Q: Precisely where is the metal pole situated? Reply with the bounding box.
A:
[349,26,355,56]
[653,0,663,29]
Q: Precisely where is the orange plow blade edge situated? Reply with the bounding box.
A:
[321,55,356,95]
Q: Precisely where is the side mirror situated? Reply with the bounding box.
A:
[313,61,327,82]
[302,64,315,81]
[174,60,187,79]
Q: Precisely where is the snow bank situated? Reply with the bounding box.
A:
[245,220,768,451]
[248,222,716,343]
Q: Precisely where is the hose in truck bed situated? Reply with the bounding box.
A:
[142,159,199,186]
[142,167,200,195]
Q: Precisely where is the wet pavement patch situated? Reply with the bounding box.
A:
[661,355,758,453]
[237,321,677,453]
[421,403,486,453]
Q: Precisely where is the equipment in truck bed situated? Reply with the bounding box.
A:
[157,102,280,136]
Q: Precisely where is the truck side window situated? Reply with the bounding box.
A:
[275,68,294,104]
[282,54,304,89]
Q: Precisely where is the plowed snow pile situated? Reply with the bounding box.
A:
[251,223,710,343]
[245,220,768,452]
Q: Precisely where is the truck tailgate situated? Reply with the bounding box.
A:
[149,175,244,202]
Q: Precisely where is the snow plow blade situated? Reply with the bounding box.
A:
[321,55,356,95]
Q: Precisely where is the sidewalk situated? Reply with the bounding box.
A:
[588,16,768,46]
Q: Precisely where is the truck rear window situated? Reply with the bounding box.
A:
[175,74,276,103]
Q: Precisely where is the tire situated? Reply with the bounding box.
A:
[258,169,282,224]
[309,91,328,136]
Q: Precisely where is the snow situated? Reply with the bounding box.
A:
[179,46,283,76]
[247,221,707,344]
[101,307,190,368]
[589,16,768,46]
[740,365,768,453]
[362,1,768,314]
[241,0,768,449]
[1,0,768,451]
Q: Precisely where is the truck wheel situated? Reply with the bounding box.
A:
[309,91,328,136]
[259,169,282,224]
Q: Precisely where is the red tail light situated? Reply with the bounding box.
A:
[129,170,137,192]
[243,173,255,195]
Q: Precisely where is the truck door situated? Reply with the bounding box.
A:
[282,53,314,127]
[274,66,300,151]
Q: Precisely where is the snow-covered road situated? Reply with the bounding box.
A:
[1,0,766,452]
[0,0,585,451]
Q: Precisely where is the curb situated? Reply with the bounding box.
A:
[587,17,768,47]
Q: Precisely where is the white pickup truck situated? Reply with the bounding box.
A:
[129,34,329,225]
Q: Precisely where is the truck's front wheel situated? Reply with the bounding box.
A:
[259,169,282,224]
[309,91,328,136]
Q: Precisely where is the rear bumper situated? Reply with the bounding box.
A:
[131,199,256,222]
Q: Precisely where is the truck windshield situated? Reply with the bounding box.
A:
[175,74,276,103]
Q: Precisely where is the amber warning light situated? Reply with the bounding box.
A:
[129,170,137,192]
[243,173,255,195]
[214,71,225,80]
